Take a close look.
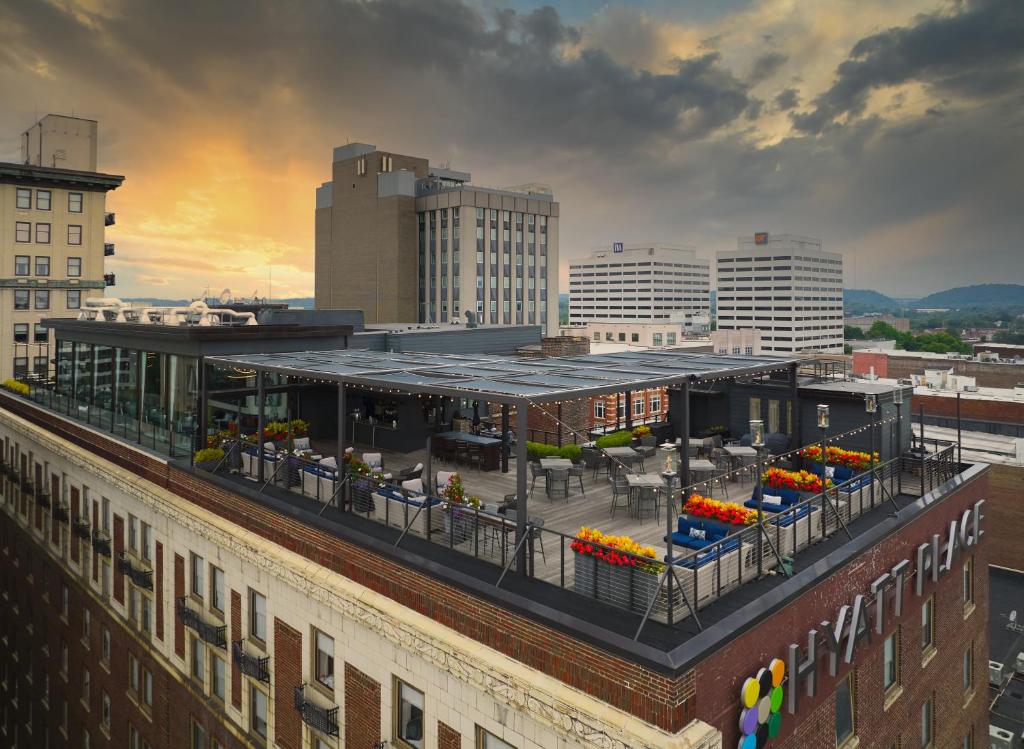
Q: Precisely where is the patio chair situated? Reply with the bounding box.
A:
[546,468,569,501]
[581,446,606,481]
[610,476,630,517]
[362,452,384,470]
[397,463,424,483]
[528,462,544,495]
[527,516,546,563]
[636,486,659,524]
[263,442,276,452]
[568,461,586,495]
[435,470,455,494]
[466,444,484,472]
[454,440,471,467]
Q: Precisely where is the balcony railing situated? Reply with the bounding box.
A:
[72,518,91,540]
[232,640,270,683]
[176,598,226,649]
[104,212,115,227]
[103,273,116,287]
[34,490,51,509]
[104,242,115,257]
[52,503,70,524]
[91,529,112,557]
[117,552,153,590]
[294,684,339,737]
[21,479,34,495]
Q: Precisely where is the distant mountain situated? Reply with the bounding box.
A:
[913,284,1024,309]
[843,289,901,314]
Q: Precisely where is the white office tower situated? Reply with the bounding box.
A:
[567,243,710,327]
[716,233,843,354]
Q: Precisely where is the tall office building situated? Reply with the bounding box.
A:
[315,144,559,334]
[716,233,843,354]
[1,114,123,379]
[567,244,710,328]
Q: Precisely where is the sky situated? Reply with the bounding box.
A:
[1,0,1021,300]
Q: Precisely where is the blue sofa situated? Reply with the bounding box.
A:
[807,462,856,483]
[768,503,820,527]
[673,537,742,568]
[744,487,800,513]
[667,516,734,550]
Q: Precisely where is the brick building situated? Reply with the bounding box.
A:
[0,330,994,749]
[853,348,1024,388]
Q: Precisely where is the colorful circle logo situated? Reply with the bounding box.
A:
[737,658,784,748]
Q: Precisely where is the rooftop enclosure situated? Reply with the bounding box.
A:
[1,338,974,669]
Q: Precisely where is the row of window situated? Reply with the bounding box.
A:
[13,289,83,310]
[16,188,84,213]
[593,392,664,420]
[14,222,84,245]
[13,255,83,276]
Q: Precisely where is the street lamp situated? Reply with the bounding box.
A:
[865,393,878,507]
[660,444,682,623]
[893,386,903,493]
[817,404,830,492]
[751,419,765,576]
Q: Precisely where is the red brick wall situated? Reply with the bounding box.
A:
[155,541,164,641]
[173,553,184,658]
[914,391,1024,426]
[113,513,125,604]
[438,721,461,748]
[230,589,242,709]
[0,509,250,749]
[694,470,990,748]
[345,663,382,749]
[851,351,890,378]
[986,463,1024,571]
[274,618,303,749]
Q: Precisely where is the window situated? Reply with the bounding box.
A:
[745,346,754,356]
[35,290,50,310]
[962,556,973,606]
[61,641,69,674]
[921,597,934,652]
[68,193,83,213]
[920,697,932,747]
[594,400,605,419]
[101,692,110,730]
[191,719,205,749]
[13,356,27,378]
[101,629,111,664]
[68,225,82,245]
[16,188,31,209]
[395,679,424,748]
[633,398,644,416]
[314,629,334,690]
[768,400,780,433]
[129,724,141,749]
[250,686,267,738]
[82,668,90,706]
[616,397,625,419]
[618,332,626,342]
[67,290,82,310]
[143,667,153,707]
[749,397,762,422]
[477,727,516,749]
[16,221,31,242]
[140,522,152,561]
[650,394,661,412]
[963,644,973,694]
[36,224,50,244]
[835,673,855,745]
[128,515,137,552]
[37,189,51,211]
[249,590,266,641]
[129,653,140,693]
[883,631,900,692]
[14,255,29,275]
[34,323,47,343]
[13,324,28,344]
[191,638,205,683]
[83,729,90,749]
[593,331,600,340]
[211,654,225,701]
[82,608,91,641]
[67,257,82,276]
[210,566,224,613]
[190,553,204,599]
[652,333,663,346]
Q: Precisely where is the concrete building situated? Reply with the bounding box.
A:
[716,233,843,354]
[575,321,711,349]
[709,328,763,356]
[315,144,559,334]
[844,314,910,333]
[567,243,710,328]
[1,114,122,380]
[853,348,1024,389]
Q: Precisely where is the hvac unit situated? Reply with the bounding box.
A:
[989,660,1006,686]
[962,384,979,392]
[989,725,1013,749]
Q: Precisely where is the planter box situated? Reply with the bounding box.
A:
[574,554,598,598]
[443,510,476,546]
[195,460,219,473]
[631,568,661,615]
[351,483,375,514]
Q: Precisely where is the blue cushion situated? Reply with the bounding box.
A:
[833,466,855,482]
[744,498,789,514]
[838,476,872,493]
[674,537,741,567]
[768,504,821,527]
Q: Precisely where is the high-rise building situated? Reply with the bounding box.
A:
[716,233,843,354]
[567,243,710,328]
[315,144,559,334]
[1,114,123,380]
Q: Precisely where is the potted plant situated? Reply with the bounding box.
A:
[682,494,756,527]
[570,527,663,613]
[194,447,225,472]
[347,458,376,513]
[440,473,480,544]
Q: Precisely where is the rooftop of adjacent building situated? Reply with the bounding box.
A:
[570,243,704,264]
[0,160,124,190]
[854,347,1024,364]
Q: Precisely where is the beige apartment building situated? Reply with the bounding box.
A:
[1,114,122,379]
[315,143,559,333]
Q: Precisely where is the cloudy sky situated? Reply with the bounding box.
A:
[1,0,1021,299]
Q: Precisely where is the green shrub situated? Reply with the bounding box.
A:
[558,444,582,461]
[526,441,561,460]
[194,447,225,464]
[594,430,634,449]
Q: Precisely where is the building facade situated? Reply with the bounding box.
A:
[709,328,763,356]
[716,233,843,354]
[567,244,710,328]
[315,144,559,334]
[1,115,122,380]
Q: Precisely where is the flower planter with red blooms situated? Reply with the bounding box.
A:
[799,445,880,472]
[761,467,831,495]
[682,494,756,527]
[571,527,663,613]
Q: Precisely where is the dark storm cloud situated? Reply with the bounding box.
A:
[747,51,787,84]
[792,0,1024,133]
[774,87,800,111]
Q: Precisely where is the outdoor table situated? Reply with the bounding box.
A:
[689,459,717,473]
[602,446,638,476]
[434,431,502,470]
[625,474,665,519]
[539,458,573,470]
[723,445,759,471]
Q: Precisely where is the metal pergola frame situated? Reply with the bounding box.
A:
[203,349,806,579]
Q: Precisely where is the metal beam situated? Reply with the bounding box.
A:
[515,398,528,577]
[256,371,266,483]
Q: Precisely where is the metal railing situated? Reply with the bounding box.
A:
[117,552,153,590]
[294,684,339,737]
[91,529,112,557]
[72,518,91,540]
[176,597,227,648]
[52,503,70,524]
[232,640,270,683]
[34,489,51,509]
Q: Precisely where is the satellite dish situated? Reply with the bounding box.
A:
[219,288,233,305]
